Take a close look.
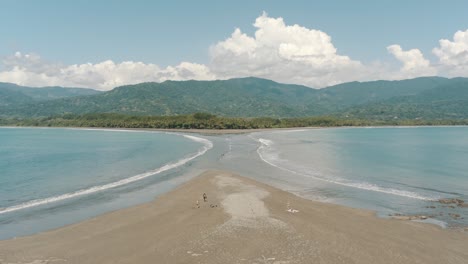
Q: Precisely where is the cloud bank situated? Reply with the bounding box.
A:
[1,14,467,90]
[0,52,215,90]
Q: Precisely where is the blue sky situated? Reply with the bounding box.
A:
[1,0,468,90]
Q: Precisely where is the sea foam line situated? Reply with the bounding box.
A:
[255,138,436,201]
[0,134,213,215]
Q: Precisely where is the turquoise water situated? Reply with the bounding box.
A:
[1,126,467,239]
[246,127,468,227]
[0,128,212,239]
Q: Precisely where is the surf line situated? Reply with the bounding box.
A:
[254,137,436,201]
[0,134,213,215]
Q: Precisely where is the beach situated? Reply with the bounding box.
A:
[1,170,467,264]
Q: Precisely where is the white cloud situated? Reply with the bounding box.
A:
[0,52,215,90]
[433,29,468,76]
[1,14,467,91]
[387,44,437,78]
[210,12,366,87]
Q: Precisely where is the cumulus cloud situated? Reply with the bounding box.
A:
[433,29,468,76]
[387,44,437,78]
[0,52,215,90]
[210,12,366,87]
[1,13,467,90]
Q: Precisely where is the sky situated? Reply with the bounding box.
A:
[1,0,468,90]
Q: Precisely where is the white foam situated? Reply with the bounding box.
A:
[255,137,437,201]
[0,134,212,215]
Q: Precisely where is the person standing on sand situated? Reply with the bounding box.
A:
[203,193,207,202]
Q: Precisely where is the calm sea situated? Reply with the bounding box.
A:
[245,127,468,227]
[1,126,467,239]
[0,128,212,239]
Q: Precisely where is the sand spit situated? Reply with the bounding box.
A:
[1,170,467,264]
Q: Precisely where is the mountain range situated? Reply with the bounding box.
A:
[1,76,468,120]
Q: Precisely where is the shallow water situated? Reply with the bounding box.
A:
[222,127,468,228]
[0,128,211,239]
[1,126,467,239]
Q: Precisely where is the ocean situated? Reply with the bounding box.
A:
[1,126,467,239]
[0,128,212,239]
[221,127,468,228]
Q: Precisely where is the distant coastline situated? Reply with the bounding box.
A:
[3,124,468,136]
[2,113,468,132]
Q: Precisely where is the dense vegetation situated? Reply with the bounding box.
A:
[2,113,468,129]
[0,82,101,107]
[343,78,468,120]
[1,77,468,122]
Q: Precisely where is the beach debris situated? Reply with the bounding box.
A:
[210,204,218,208]
[203,193,207,202]
[390,214,428,221]
[286,201,299,213]
[256,255,277,263]
[187,251,203,257]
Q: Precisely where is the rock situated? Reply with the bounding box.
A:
[458,203,468,208]
[448,213,461,219]
[426,205,436,209]
[439,198,465,205]
[439,198,454,204]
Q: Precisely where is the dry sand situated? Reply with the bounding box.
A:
[1,170,467,264]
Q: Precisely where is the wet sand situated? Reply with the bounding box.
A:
[1,170,467,264]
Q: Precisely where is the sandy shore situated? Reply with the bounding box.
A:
[1,126,319,135]
[1,170,467,264]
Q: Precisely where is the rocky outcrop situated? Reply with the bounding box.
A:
[448,213,461,219]
[438,198,464,205]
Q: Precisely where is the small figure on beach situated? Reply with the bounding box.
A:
[196,200,200,208]
[203,193,207,202]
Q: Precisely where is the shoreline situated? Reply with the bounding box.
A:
[2,126,467,230]
[2,124,468,135]
[0,125,322,135]
[1,170,466,263]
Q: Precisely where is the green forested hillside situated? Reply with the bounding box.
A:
[1,77,468,120]
[0,87,35,106]
[0,78,322,117]
[316,77,448,111]
[0,82,101,107]
[343,78,468,119]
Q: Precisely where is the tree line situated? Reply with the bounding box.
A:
[1,113,468,129]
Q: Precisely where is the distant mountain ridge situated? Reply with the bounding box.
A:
[0,82,101,107]
[1,77,468,120]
